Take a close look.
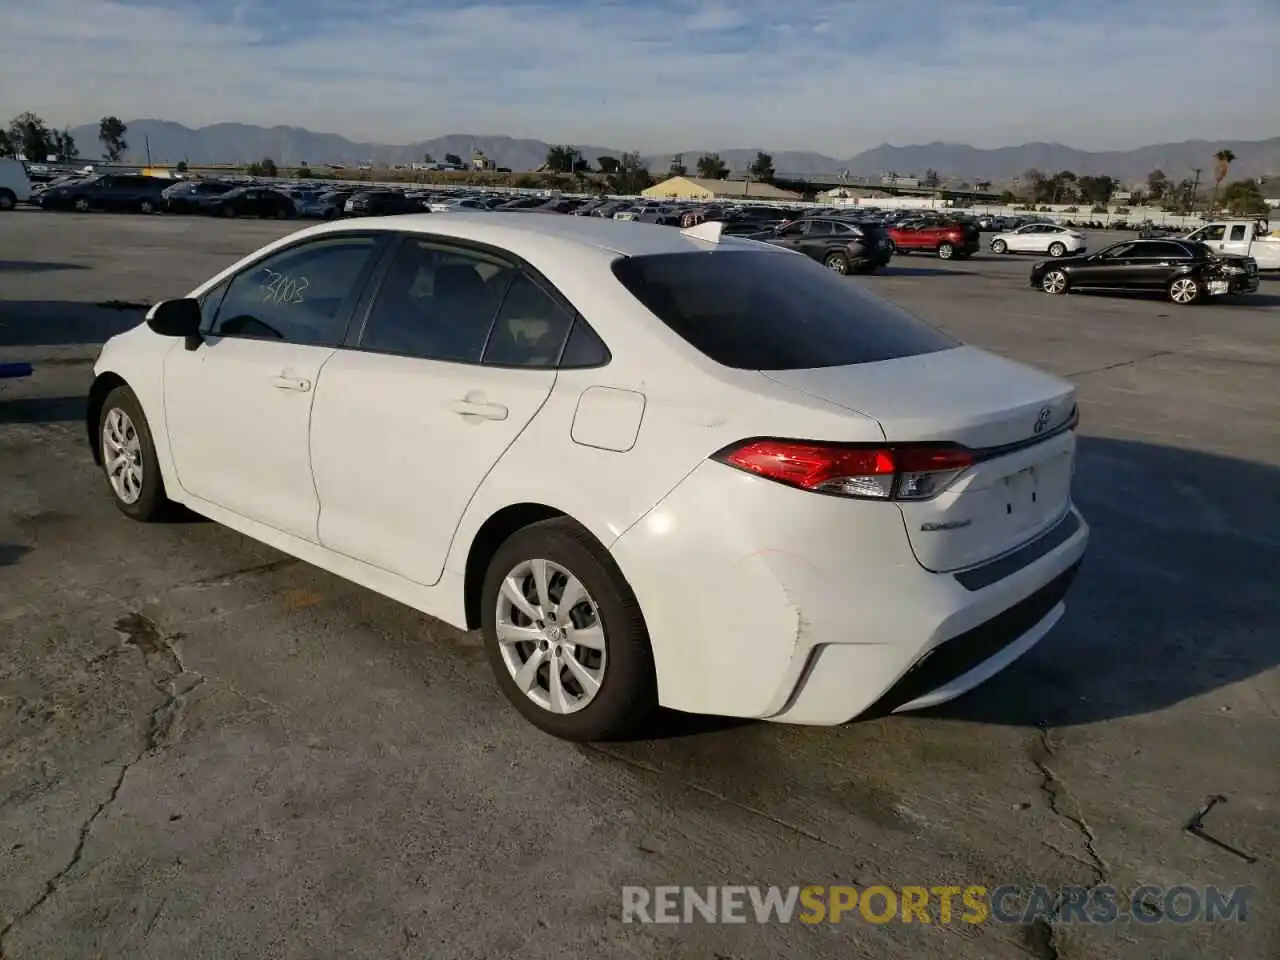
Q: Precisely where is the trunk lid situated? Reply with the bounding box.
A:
[763,346,1078,573]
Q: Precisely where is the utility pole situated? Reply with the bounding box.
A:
[1189,167,1202,213]
[145,134,152,167]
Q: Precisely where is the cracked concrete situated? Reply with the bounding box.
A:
[0,212,1277,959]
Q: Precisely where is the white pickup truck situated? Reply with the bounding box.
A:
[1182,219,1280,270]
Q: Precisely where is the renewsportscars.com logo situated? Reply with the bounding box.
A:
[622,884,1253,926]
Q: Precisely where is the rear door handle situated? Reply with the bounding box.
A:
[271,375,311,392]
[449,399,508,421]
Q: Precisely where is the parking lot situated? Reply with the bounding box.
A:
[1,210,1276,959]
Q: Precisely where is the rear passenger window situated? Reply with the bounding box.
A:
[482,274,574,367]
[1229,224,1247,241]
[612,251,956,371]
[359,239,513,362]
[559,319,610,368]
[212,236,380,345]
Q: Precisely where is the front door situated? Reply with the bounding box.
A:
[164,233,386,540]
[1220,223,1251,257]
[310,236,574,586]
[1069,242,1137,288]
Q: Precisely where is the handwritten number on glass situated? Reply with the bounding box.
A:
[262,268,309,305]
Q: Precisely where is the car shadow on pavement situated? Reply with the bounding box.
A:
[0,260,90,273]
[879,266,977,278]
[0,395,86,424]
[0,300,146,348]
[0,543,33,566]
[928,436,1280,728]
[1064,289,1280,308]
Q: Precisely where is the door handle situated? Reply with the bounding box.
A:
[449,399,508,421]
[271,375,311,392]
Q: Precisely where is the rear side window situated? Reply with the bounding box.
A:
[612,251,957,370]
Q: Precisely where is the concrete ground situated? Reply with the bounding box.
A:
[0,210,1276,960]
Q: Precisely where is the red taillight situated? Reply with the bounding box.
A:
[714,439,974,501]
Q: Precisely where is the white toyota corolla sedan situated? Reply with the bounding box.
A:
[990,223,1088,257]
[89,214,1088,740]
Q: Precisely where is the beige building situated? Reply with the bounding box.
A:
[641,176,802,201]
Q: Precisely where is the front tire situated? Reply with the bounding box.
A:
[824,251,850,274]
[992,239,1008,254]
[1169,277,1201,305]
[98,385,173,521]
[1041,269,1069,295]
[0,189,15,211]
[1048,242,1066,258]
[481,518,656,741]
[74,198,90,212]
[139,200,156,214]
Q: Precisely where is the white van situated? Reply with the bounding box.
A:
[0,158,33,210]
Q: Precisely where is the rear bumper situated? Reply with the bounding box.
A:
[611,460,1089,725]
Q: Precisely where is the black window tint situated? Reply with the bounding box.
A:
[806,221,833,236]
[611,250,957,371]
[360,239,512,362]
[1127,242,1173,258]
[1101,243,1135,259]
[1229,224,1247,241]
[483,273,575,367]
[559,319,610,368]
[212,236,379,345]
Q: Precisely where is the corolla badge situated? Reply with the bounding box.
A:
[1033,406,1053,434]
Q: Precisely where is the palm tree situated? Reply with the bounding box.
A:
[1210,149,1236,213]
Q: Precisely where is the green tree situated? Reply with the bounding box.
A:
[444,153,462,166]
[975,179,992,193]
[1220,179,1266,216]
[607,151,652,195]
[696,153,728,179]
[544,145,576,174]
[999,189,1017,203]
[296,165,314,178]
[176,160,189,173]
[50,127,78,161]
[1020,169,1047,200]
[1146,169,1169,201]
[1076,175,1115,204]
[9,112,55,161]
[98,115,128,161]
[0,130,12,158]
[668,154,687,177]
[597,155,619,175]
[1210,148,1237,212]
[246,156,278,177]
[423,153,435,164]
[922,168,940,188]
[749,151,775,182]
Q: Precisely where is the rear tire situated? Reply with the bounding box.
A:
[139,200,156,214]
[481,518,657,741]
[0,189,16,211]
[98,385,174,522]
[1048,242,1066,258]
[937,242,955,260]
[824,251,850,274]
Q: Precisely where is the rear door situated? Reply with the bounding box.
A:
[1124,240,1190,288]
[309,235,572,586]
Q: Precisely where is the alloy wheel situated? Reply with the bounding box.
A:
[1170,278,1199,304]
[1042,271,1068,294]
[102,407,144,504]
[495,558,606,715]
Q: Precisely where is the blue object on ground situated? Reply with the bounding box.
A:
[0,362,34,379]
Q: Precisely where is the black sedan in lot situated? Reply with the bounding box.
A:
[162,179,237,214]
[204,187,295,219]
[748,217,895,274]
[36,174,169,213]
[1031,238,1260,305]
[343,190,423,216]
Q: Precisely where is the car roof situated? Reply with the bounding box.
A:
[304,211,783,259]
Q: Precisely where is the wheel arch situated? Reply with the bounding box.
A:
[462,502,571,629]
[86,371,129,464]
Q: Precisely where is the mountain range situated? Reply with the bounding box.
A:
[65,120,1280,184]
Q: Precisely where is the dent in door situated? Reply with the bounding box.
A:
[570,387,646,453]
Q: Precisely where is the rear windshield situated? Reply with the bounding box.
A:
[611,250,957,370]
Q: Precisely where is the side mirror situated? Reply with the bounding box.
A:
[146,298,203,349]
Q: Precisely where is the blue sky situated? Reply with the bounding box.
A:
[3,0,1276,154]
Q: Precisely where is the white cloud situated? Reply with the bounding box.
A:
[1,0,1276,154]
